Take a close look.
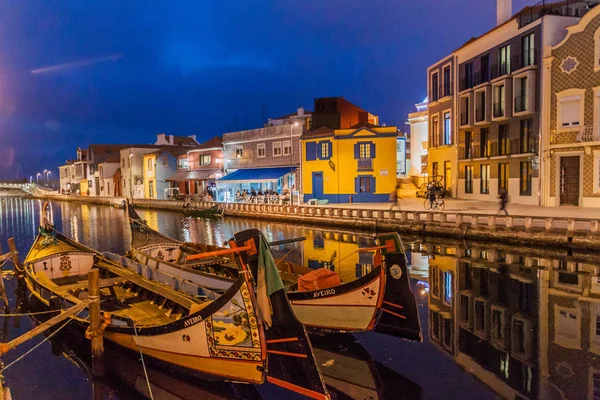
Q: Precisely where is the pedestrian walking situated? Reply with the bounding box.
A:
[389,183,402,210]
[498,189,509,216]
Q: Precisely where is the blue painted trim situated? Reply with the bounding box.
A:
[303,193,388,203]
[336,133,398,139]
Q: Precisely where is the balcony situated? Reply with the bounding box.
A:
[517,1,598,28]
[430,84,453,101]
[491,62,510,80]
[576,126,600,142]
[511,137,538,154]
[480,141,490,157]
[475,108,485,123]
[357,158,373,171]
[514,95,527,113]
[493,102,505,118]
[498,139,510,156]
[459,76,473,92]
[460,112,470,126]
[512,49,537,72]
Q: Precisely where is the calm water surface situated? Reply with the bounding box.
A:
[0,197,596,399]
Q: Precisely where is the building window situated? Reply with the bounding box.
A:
[520,119,532,153]
[431,115,439,147]
[257,143,265,158]
[431,72,439,101]
[521,33,535,68]
[283,140,291,156]
[590,369,600,400]
[492,308,505,342]
[443,66,451,97]
[121,158,125,168]
[555,306,580,348]
[443,112,452,145]
[460,96,470,126]
[476,91,486,122]
[520,161,532,196]
[431,266,439,298]
[235,146,243,158]
[515,77,528,113]
[480,128,489,157]
[465,165,473,193]
[432,162,439,178]
[557,89,585,130]
[499,44,511,75]
[443,271,453,305]
[499,124,510,155]
[465,62,473,89]
[359,143,371,158]
[465,131,472,158]
[147,158,153,172]
[357,176,374,193]
[178,158,188,170]
[99,166,103,177]
[481,164,490,194]
[200,155,211,165]
[498,163,509,193]
[320,141,331,159]
[273,141,282,157]
[493,85,505,118]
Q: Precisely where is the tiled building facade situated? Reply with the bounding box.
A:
[544,6,600,207]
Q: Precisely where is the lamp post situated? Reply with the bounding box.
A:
[290,122,299,204]
[36,173,41,184]
[46,171,52,186]
[129,152,134,199]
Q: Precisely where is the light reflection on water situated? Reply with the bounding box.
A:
[6,198,600,399]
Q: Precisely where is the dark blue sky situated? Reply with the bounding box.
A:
[0,0,533,179]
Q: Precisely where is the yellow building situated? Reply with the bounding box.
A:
[301,124,398,203]
[142,152,157,199]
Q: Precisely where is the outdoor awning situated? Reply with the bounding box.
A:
[166,169,221,181]
[217,167,296,184]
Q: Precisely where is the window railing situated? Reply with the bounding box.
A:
[475,107,485,122]
[430,84,453,101]
[493,102,505,118]
[459,76,473,92]
[515,95,527,113]
[498,138,510,155]
[517,0,598,28]
[357,158,373,171]
[514,137,537,154]
[460,112,470,126]
[491,62,510,79]
[576,125,599,142]
[512,49,537,71]
[480,141,490,157]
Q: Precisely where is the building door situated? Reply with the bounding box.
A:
[444,161,451,195]
[312,172,324,199]
[560,156,580,206]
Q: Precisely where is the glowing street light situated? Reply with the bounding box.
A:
[36,172,41,184]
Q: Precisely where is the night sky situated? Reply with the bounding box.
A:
[0,0,534,179]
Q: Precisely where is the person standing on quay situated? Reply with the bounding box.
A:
[498,189,509,216]
[389,183,402,210]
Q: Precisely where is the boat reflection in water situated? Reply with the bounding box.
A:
[311,334,422,400]
[417,239,600,400]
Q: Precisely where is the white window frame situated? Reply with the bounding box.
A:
[257,143,266,158]
[556,88,585,132]
[473,87,488,124]
[512,69,536,116]
[442,108,452,145]
[283,140,291,156]
[492,81,508,121]
[235,146,243,159]
[459,93,472,127]
[511,316,533,362]
[430,113,440,147]
[554,304,581,350]
[273,141,282,157]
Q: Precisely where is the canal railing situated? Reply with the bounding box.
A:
[32,194,600,249]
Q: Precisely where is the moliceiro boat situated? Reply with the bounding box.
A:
[183,204,223,218]
[22,203,329,399]
[126,203,421,340]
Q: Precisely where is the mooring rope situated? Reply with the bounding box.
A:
[0,308,83,373]
[132,323,154,400]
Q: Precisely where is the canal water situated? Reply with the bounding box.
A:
[0,197,597,399]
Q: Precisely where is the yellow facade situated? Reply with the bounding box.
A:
[301,126,398,203]
[302,231,360,282]
[143,153,157,199]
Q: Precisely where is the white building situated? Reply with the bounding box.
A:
[406,98,429,180]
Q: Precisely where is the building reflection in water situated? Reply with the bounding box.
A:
[418,240,600,400]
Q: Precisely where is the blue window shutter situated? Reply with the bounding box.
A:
[327,141,332,158]
[354,144,359,159]
[306,142,317,161]
[370,177,376,193]
[355,264,362,278]
[308,259,320,270]
[355,177,360,193]
[370,142,376,158]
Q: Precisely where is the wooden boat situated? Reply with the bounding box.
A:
[21,204,329,399]
[183,204,222,218]
[126,203,421,340]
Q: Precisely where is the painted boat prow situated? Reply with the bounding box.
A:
[233,228,330,400]
[374,232,422,341]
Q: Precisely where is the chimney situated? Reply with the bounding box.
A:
[169,135,174,145]
[297,105,304,116]
[497,0,512,26]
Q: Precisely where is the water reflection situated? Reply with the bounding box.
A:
[3,198,600,399]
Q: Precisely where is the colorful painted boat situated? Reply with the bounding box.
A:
[126,203,421,340]
[21,204,329,399]
[183,204,222,218]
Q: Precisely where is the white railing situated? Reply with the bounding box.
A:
[576,125,599,142]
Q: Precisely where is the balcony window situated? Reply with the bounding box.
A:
[498,163,509,193]
[520,119,533,153]
[199,155,211,166]
[443,271,453,305]
[257,143,265,158]
[521,33,535,68]
[481,54,490,82]
[476,91,486,122]
[499,44,511,76]
[273,141,282,157]
[460,96,470,126]
[283,140,292,156]
[431,72,439,101]
[443,66,451,97]
[480,128,489,157]
[520,161,532,196]
[464,131,472,158]
[147,158,153,172]
[557,90,585,130]
[431,115,440,147]
[493,85,506,118]
[443,112,452,145]
[481,164,490,194]
[465,165,473,193]
[499,124,510,155]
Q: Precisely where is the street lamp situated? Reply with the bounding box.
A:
[290,121,299,203]
[129,152,134,199]
[36,172,41,184]
[46,171,52,185]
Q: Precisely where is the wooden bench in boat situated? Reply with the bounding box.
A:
[58,276,136,293]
